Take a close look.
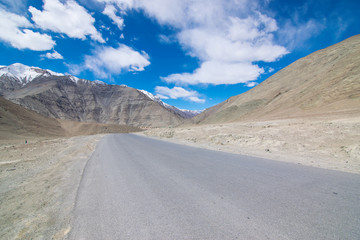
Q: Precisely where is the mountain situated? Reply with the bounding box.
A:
[0,64,186,127]
[0,96,65,139]
[0,63,63,93]
[195,35,360,124]
[0,96,142,141]
[139,90,202,119]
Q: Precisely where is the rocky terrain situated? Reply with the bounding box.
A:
[0,64,196,128]
[0,96,142,143]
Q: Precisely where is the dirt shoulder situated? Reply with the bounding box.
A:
[0,134,104,240]
[140,116,360,174]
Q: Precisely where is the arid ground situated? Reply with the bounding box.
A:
[1,115,359,239]
[141,114,360,174]
[0,135,103,239]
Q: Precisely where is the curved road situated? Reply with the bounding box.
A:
[70,134,360,240]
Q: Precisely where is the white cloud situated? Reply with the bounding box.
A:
[96,0,288,85]
[0,0,28,14]
[103,4,125,30]
[178,26,286,63]
[155,86,205,103]
[268,67,275,73]
[279,19,324,50]
[43,50,63,59]
[97,0,135,10]
[245,82,258,87]
[71,44,150,78]
[168,10,287,85]
[0,8,55,51]
[163,61,264,85]
[29,0,105,43]
[227,13,278,42]
[158,34,174,44]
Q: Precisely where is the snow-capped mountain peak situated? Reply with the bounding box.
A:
[0,63,201,120]
[93,80,107,85]
[139,90,202,119]
[0,63,64,84]
[139,89,162,102]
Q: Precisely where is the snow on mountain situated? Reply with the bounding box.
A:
[0,63,100,86]
[93,80,107,85]
[139,89,161,102]
[177,108,203,118]
[0,63,200,119]
[139,90,202,119]
[0,63,64,84]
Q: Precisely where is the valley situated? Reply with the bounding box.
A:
[0,35,359,239]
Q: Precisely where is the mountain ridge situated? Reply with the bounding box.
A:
[0,63,201,122]
[0,64,192,127]
[194,34,360,124]
[0,96,142,141]
[138,89,202,119]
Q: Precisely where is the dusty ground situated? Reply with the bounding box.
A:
[0,134,104,240]
[142,116,360,174]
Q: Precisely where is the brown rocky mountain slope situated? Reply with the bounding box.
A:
[0,97,141,141]
[0,68,184,128]
[194,35,360,124]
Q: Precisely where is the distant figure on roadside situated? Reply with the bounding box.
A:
[25,140,27,144]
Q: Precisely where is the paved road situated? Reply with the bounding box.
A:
[70,134,360,240]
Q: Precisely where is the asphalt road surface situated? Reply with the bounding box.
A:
[70,134,360,240]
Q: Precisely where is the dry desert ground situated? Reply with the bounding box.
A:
[141,115,360,174]
[0,134,104,239]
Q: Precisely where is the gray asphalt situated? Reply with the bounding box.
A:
[70,134,360,240]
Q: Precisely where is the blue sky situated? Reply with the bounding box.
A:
[0,0,359,110]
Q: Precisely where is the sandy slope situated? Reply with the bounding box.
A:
[194,35,360,124]
[142,115,360,174]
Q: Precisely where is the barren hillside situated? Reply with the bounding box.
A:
[195,35,360,124]
[0,64,185,128]
[0,97,141,142]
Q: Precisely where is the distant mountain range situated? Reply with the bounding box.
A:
[1,35,358,129]
[0,96,142,140]
[138,89,202,119]
[0,63,200,127]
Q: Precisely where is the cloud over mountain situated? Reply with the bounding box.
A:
[155,86,205,103]
[0,0,358,111]
[103,4,125,30]
[70,44,150,78]
[43,50,63,60]
[98,0,288,86]
[29,0,105,42]
[0,8,55,51]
